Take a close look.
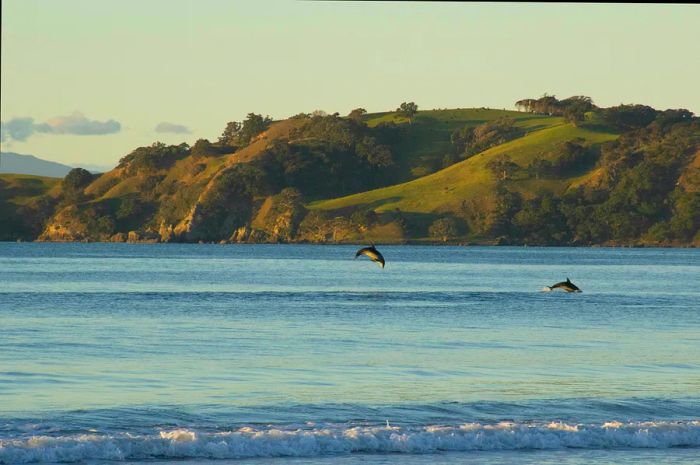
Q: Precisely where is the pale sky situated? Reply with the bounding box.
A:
[2,1,699,169]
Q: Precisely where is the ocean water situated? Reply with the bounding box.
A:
[0,243,699,464]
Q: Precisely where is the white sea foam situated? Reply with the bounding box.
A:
[1,420,699,463]
[159,429,196,441]
[547,421,579,432]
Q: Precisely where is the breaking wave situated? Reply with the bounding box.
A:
[2,420,699,463]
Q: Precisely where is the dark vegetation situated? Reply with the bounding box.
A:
[396,102,419,123]
[62,168,94,204]
[219,113,273,147]
[191,164,266,241]
[118,142,191,174]
[527,138,596,179]
[491,117,700,245]
[515,95,594,117]
[451,117,521,158]
[252,113,397,198]
[0,180,56,241]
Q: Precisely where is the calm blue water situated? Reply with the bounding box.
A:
[1,243,699,464]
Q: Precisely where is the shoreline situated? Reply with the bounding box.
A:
[3,239,698,248]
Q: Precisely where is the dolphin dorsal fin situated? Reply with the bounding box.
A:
[566,277,571,282]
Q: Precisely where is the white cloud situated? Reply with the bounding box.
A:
[1,118,36,142]
[154,122,191,134]
[0,112,121,142]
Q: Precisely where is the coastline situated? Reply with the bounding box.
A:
[8,238,698,248]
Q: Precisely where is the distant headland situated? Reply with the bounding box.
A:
[1,95,698,246]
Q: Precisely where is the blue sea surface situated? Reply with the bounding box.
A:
[1,243,699,464]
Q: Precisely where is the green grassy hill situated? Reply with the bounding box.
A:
[363,108,562,180]
[0,174,61,241]
[0,174,61,204]
[310,121,618,232]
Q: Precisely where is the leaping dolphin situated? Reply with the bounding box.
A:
[355,245,385,268]
[543,277,581,293]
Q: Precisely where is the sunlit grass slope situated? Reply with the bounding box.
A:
[364,108,563,180]
[310,122,618,215]
[0,174,61,205]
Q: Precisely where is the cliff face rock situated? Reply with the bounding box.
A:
[39,204,164,243]
[173,204,196,240]
[159,221,175,242]
[230,225,250,242]
[251,189,307,242]
[38,206,92,242]
[110,232,127,242]
[126,230,160,243]
[263,204,307,242]
[171,164,258,242]
[173,199,252,242]
[678,149,700,193]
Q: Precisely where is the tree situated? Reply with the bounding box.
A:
[547,138,592,177]
[218,121,241,146]
[350,209,378,232]
[355,136,394,167]
[527,158,553,179]
[239,113,273,145]
[396,102,418,123]
[116,196,144,221]
[115,196,151,231]
[515,99,536,113]
[118,142,190,173]
[533,94,560,115]
[265,188,306,242]
[669,192,700,241]
[451,118,520,157]
[514,193,571,244]
[486,154,519,181]
[191,164,266,241]
[218,113,273,146]
[460,198,488,235]
[564,104,586,126]
[330,216,353,242]
[654,109,694,127]
[488,186,522,238]
[603,104,658,130]
[62,168,93,204]
[190,138,216,158]
[96,216,116,236]
[298,210,330,242]
[348,108,367,121]
[560,95,594,112]
[429,217,458,242]
[450,125,474,154]
[515,94,593,117]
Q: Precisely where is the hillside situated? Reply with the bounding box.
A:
[312,123,617,215]
[1,97,698,245]
[0,174,61,241]
[361,109,561,180]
